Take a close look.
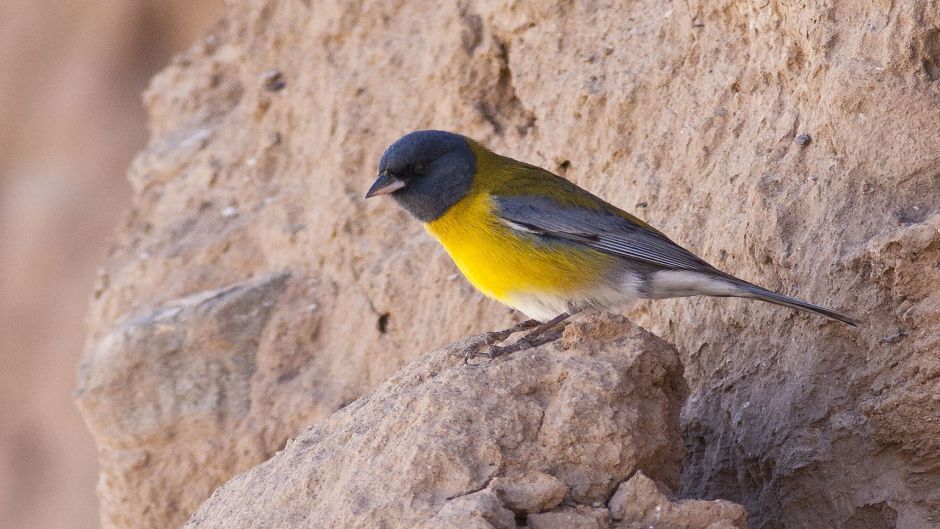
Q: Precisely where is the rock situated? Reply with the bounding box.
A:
[75,273,290,529]
[183,314,689,529]
[609,472,746,529]
[527,507,607,529]
[78,0,940,528]
[491,471,568,513]
[417,490,516,529]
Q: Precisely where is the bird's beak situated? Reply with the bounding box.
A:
[365,171,407,198]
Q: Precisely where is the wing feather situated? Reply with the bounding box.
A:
[494,195,717,273]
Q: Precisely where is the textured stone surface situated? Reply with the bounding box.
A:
[183,315,689,529]
[76,273,290,529]
[78,0,940,528]
[610,471,746,529]
[491,471,568,514]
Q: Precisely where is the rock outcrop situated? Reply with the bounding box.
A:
[183,316,739,529]
[77,1,940,528]
[77,273,290,528]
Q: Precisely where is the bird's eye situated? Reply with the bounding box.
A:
[413,163,427,175]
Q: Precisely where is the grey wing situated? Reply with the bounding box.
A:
[494,195,719,273]
[494,195,861,326]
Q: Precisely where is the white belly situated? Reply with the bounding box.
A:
[502,271,642,322]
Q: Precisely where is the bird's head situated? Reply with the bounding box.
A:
[365,130,476,222]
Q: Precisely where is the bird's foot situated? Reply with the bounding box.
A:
[463,319,539,365]
[501,318,541,336]
[484,331,560,358]
[464,314,571,365]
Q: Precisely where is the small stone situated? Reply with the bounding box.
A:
[608,472,746,527]
[261,69,286,92]
[491,471,568,513]
[527,509,601,529]
[795,134,812,146]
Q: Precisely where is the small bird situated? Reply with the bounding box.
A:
[366,130,857,355]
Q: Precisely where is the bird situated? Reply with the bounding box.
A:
[365,130,858,357]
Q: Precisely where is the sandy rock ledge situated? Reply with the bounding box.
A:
[182,314,742,529]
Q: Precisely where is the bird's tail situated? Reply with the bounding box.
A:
[728,278,859,326]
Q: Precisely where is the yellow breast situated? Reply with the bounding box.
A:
[425,191,614,304]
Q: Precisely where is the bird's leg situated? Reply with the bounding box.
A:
[507,318,541,334]
[464,318,541,365]
[524,312,572,341]
[485,312,572,359]
[518,318,541,329]
[480,318,540,345]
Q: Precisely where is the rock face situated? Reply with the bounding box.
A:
[183,316,720,529]
[77,273,290,529]
[77,1,940,528]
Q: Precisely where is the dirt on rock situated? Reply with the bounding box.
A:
[76,1,940,528]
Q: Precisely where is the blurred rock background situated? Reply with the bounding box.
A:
[0,1,220,528]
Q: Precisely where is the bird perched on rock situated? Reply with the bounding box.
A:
[366,130,857,357]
